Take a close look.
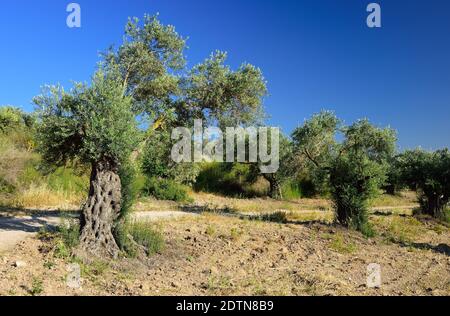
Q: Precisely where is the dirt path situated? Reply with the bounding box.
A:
[0,214,61,253]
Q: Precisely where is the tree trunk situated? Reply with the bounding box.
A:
[422,194,446,218]
[269,178,283,200]
[79,160,122,258]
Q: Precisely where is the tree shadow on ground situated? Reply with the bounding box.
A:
[394,240,450,257]
[0,207,79,233]
[179,204,331,226]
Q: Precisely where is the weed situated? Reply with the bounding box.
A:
[325,233,357,254]
[230,227,243,241]
[29,278,44,296]
[206,225,216,237]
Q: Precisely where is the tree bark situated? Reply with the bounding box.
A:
[79,159,122,258]
[266,175,283,200]
[421,194,446,218]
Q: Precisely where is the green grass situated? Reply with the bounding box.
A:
[372,215,425,245]
[205,225,217,236]
[444,208,450,224]
[29,277,44,296]
[323,233,357,254]
[37,216,80,259]
[281,180,303,200]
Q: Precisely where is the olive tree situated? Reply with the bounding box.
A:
[35,70,139,257]
[292,111,396,234]
[398,148,450,218]
[35,14,267,257]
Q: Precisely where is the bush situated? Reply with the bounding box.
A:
[142,130,200,185]
[195,162,266,197]
[118,163,146,220]
[143,177,191,202]
[247,211,289,224]
[58,216,80,249]
[444,208,450,224]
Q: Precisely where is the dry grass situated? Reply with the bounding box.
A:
[0,184,84,210]
[369,191,418,208]
[371,214,449,246]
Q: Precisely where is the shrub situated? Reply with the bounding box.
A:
[118,163,145,220]
[46,215,80,259]
[58,215,81,249]
[143,177,190,202]
[195,162,265,197]
[142,130,200,185]
[248,211,289,224]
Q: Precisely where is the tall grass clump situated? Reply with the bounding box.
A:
[115,221,165,258]
[114,163,165,258]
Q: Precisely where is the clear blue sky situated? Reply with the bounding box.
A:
[1,0,449,150]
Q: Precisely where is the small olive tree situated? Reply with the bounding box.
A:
[398,148,450,218]
[292,111,396,234]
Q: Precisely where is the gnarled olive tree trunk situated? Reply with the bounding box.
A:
[263,174,283,200]
[79,160,122,258]
[420,193,447,218]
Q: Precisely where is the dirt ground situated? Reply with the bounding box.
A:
[0,210,448,296]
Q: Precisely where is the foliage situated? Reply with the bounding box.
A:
[34,70,140,168]
[58,215,81,249]
[397,148,450,218]
[258,133,294,199]
[0,106,37,194]
[143,177,191,202]
[195,162,266,197]
[383,154,405,195]
[0,106,35,135]
[103,14,267,130]
[292,111,396,234]
[118,163,144,220]
[141,130,200,185]
[180,51,267,128]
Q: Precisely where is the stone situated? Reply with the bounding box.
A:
[13,260,27,268]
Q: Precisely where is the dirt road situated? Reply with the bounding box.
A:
[0,214,61,253]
